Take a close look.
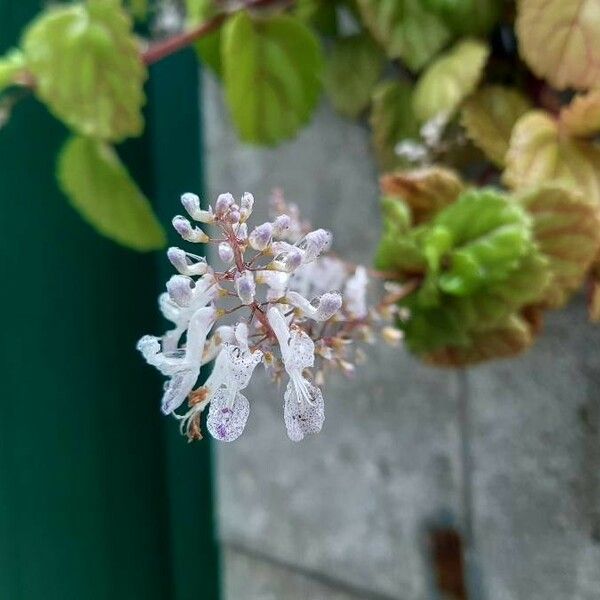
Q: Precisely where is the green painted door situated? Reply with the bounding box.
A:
[0,3,219,599]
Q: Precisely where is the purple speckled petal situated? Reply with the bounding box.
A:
[283,380,324,442]
[207,388,250,442]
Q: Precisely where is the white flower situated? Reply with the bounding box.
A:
[289,257,347,298]
[255,270,290,301]
[137,306,216,415]
[167,247,208,277]
[160,272,218,351]
[344,266,368,319]
[180,192,214,224]
[286,291,342,321]
[172,215,209,243]
[267,307,324,442]
[235,270,256,305]
[249,222,273,251]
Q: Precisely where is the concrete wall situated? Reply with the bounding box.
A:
[203,74,600,600]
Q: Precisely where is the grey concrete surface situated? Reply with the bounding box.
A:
[202,73,600,600]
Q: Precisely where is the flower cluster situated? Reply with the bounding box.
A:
[138,190,401,442]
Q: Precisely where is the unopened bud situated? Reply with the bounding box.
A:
[236,223,248,242]
[272,214,291,237]
[240,192,254,222]
[315,292,342,321]
[172,216,209,243]
[235,270,256,305]
[382,326,403,346]
[215,193,234,218]
[218,242,234,263]
[167,247,208,276]
[249,222,273,251]
[300,229,332,262]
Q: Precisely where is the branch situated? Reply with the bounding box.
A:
[142,0,294,66]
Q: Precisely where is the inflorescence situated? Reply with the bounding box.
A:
[137,190,402,442]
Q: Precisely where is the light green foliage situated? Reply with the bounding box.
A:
[413,39,489,123]
[324,34,384,118]
[0,49,26,91]
[356,0,450,71]
[222,11,323,145]
[369,80,419,170]
[22,0,146,142]
[424,0,502,35]
[58,136,166,251]
[126,0,149,21]
[186,0,223,75]
[376,185,552,362]
[461,86,531,167]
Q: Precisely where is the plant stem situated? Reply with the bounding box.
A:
[142,0,293,66]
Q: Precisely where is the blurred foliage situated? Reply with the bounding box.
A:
[2,0,600,365]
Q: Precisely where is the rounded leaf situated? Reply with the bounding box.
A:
[324,34,384,118]
[516,184,600,307]
[413,39,490,123]
[516,0,600,90]
[461,85,531,167]
[222,11,323,145]
[380,166,464,224]
[57,136,166,251]
[504,110,600,206]
[23,0,146,141]
[357,0,450,72]
[186,0,223,75]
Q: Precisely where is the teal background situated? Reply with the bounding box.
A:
[0,2,219,599]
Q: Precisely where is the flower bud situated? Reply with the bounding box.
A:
[167,247,208,276]
[172,215,209,243]
[239,192,254,222]
[272,214,291,237]
[235,270,256,305]
[382,326,403,346]
[228,209,241,224]
[166,275,193,307]
[283,247,304,271]
[218,242,234,263]
[215,193,234,218]
[300,229,332,262]
[315,292,342,321]
[249,222,273,251]
[236,223,248,242]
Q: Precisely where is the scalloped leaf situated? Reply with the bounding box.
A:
[380,166,464,224]
[504,110,600,205]
[369,80,420,170]
[23,0,146,142]
[560,90,600,137]
[516,184,600,308]
[413,39,490,123]
[432,189,533,296]
[425,314,535,366]
[356,0,450,71]
[186,0,223,75]
[324,34,384,118]
[423,0,502,35]
[57,136,166,251]
[461,85,531,167]
[222,11,323,145]
[516,0,600,90]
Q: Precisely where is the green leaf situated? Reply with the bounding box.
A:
[324,34,384,118]
[516,0,600,90]
[0,49,27,92]
[356,0,450,71]
[125,0,149,21]
[22,0,146,142]
[222,11,323,145]
[504,110,600,205]
[433,189,533,295]
[413,39,489,123]
[186,0,223,75]
[461,85,531,167]
[369,80,420,170]
[380,166,464,224]
[423,0,502,35]
[57,136,166,251]
[425,314,535,366]
[516,184,600,308]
